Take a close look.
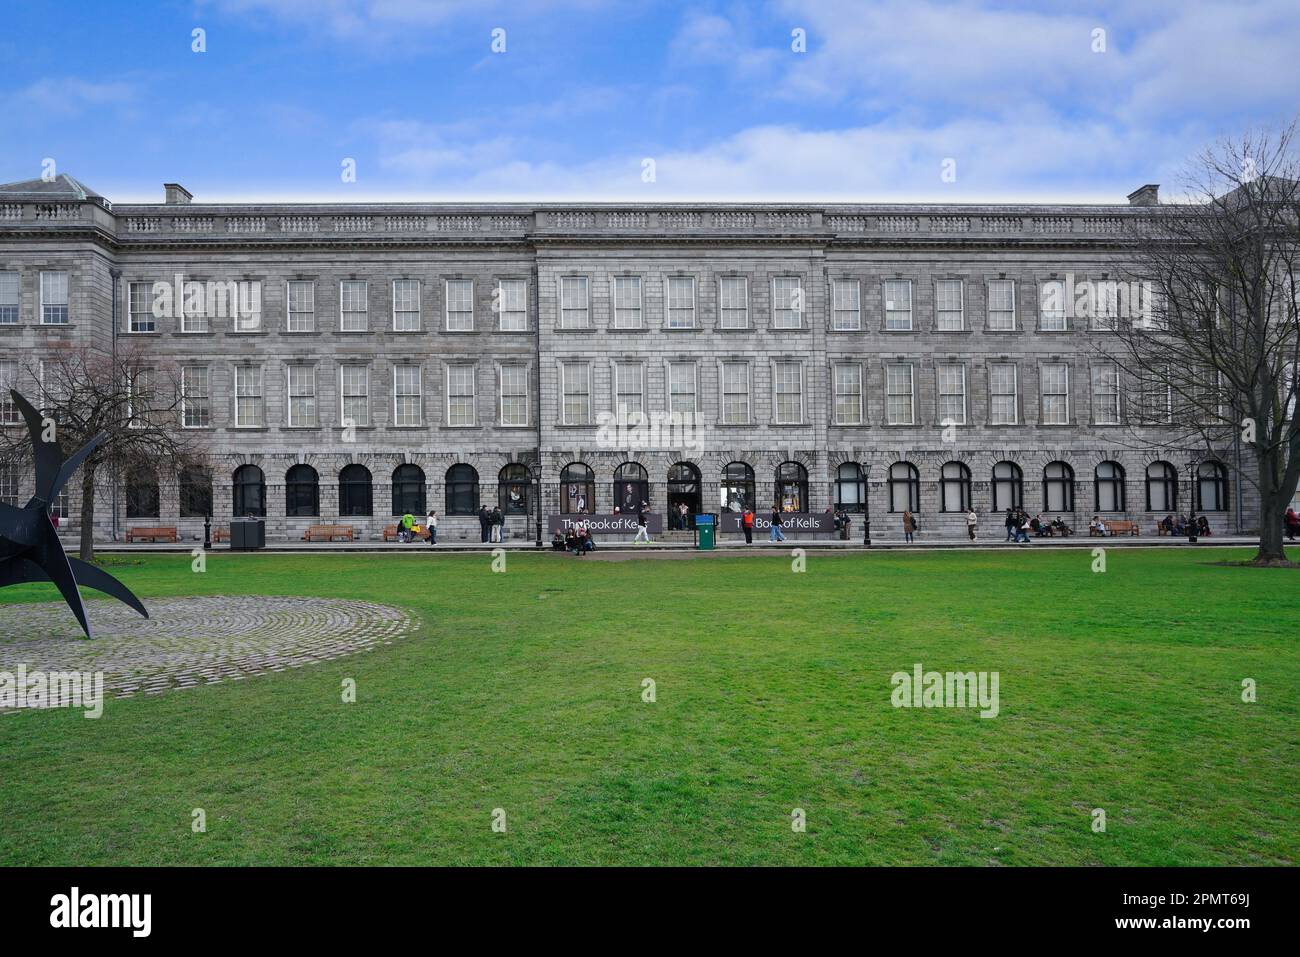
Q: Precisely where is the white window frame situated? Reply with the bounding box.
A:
[40,270,69,325]
[667,360,698,421]
[772,276,803,329]
[936,362,967,425]
[614,361,645,422]
[286,280,315,332]
[128,281,155,333]
[496,279,527,331]
[987,279,1016,331]
[1039,280,1068,332]
[885,363,915,426]
[665,276,696,330]
[0,271,18,325]
[720,360,751,424]
[612,276,643,329]
[445,278,474,331]
[392,364,422,426]
[1092,362,1121,425]
[883,279,913,331]
[832,362,863,425]
[392,279,421,332]
[233,365,264,428]
[560,361,592,425]
[499,364,529,426]
[989,363,1019,425]
[231,280,262,332]
[339,280,368,332]
[286,364,317,427]
[1040,363,1070,425]
[445,364,477,427]
[935,279,964,331]
[772,360,804,424]
[831,279,861,331]
[339,363,370,427]
[719,276,749,329]
[559,276,589,329]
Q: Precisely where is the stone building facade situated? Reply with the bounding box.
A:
[0,175,1249,542]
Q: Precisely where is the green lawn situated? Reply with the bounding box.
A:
[1,547,1296,866]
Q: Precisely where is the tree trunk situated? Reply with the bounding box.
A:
[1251,449,1292,565]
[79,463,97,563]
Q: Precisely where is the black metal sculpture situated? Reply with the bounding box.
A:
[0,390,148,638]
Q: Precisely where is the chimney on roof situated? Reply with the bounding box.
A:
[164,183,192,205]
[1127,184,1160,207]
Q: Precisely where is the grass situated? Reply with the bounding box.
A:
[0,546,1296,866]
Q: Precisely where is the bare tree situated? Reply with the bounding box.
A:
[0,342,206,562]
[1107,124,1300,566]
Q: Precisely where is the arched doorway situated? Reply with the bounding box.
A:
[666,461,700,529]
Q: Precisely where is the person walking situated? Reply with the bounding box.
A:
[769,507,785,542]
[1285,507,1299,541]
[399,511,415,543]
[902,510,916,544]
[677,502,689,531]
[965,509,977,541]
[1004,507,1016,542]
[478,506,490,544]
[425,508,438,546]
[838,508,851,541]
[742,507,754,544]
[1016,513,1032,544]
[634,508,651,544]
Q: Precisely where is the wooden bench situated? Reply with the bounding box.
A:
[1107,520,1140,536]
[213,527,230,543]
[126,526,178,543]
[1155,523,1170,536]
[302,524,355,542]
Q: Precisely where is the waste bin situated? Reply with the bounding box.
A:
[231,517,265,551]
[696,514,715,550]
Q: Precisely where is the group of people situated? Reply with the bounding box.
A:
[553,522,595,555]
[477,505,507,543]
[1000,508,1074,543]
[396,510,438,545]
[1157,514,1211,536]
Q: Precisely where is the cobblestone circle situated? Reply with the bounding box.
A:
[0,596,418,710]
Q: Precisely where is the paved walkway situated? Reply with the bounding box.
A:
[0,596,417,712]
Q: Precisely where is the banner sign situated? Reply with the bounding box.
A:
[718,512,836,534]
[548,513,664,535]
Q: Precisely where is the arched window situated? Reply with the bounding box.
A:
[392,464,425,516]
[1095,461,1125,512]
[179,466,212,518]
[232,464,266,517]
[445,464,479,515]
[667,462,701,528]
[285,464,320,517]
[720,462,755,513]
[560,462,594,514]
[776,461,808,512]
[1043,461,1075,513]
[991,461,1022,512]
[1145,461,1178,513]
[940,461,971,513]
[888,461,920,513]
[125,466,159,519]
[339,464,373,516]
[613,461,649,512]
[499,463,530,515]
[834,462,866,513]
[1197,461,1229,511]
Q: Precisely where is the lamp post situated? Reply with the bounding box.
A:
[529,462,543,548]
[1186,461,1198,544]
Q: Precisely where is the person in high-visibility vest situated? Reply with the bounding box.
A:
[400,512,415,543]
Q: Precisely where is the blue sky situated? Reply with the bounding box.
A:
[3,0,1298,203]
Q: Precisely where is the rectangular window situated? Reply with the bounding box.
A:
[0,360,19,424]
[287,281,315,332]
[393,279,421,331]
[393,365,422,426]
[833,363,863,425]
[719,277,749,329]
[181,366,210,428]
[561,361,591,425]
[937,363,967,425]
[1092,280,1119,330]
[446,365,476,426]
[1041,363,1070,424]
[666,276,696,329]
[445,279,473,331]
[935,280,964,331]
[232,280,262,332]
[832,279,861,330]
[340,364,370,427]
[499,365,528,426]
[128,281,156,333]
[497,279,527,331]
[721,361,750,424]
[0,464,16,505]
[989,363,1018,425]
[0,272,17,325]
[1092,362,1120,424]
[1139,366,1172,424]
[559,276,589,329]
[883,279,913,330]
[667,361,697,421]
[614,361,644,421]
[987,279,1016,330]
[40,271,68,324]
[339,280,368,331]
[178,281,208,333]
[1039,280,1067,331]
[127,368,153,427]
[885,363,915,425]
[612,277,642,329]
[234,366,264,428]
[286,365,317,427]
[773,361,803,423]
[772,277,803,329]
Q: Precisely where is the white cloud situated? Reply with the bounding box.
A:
[8,77,138,116]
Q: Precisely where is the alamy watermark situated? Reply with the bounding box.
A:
[1,666,105,717]
[594,409,704,452]
[890,663,1000,718]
